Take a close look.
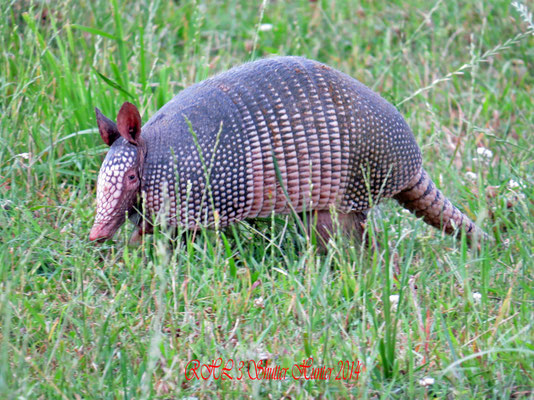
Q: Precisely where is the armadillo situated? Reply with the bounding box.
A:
[89,56,488,246]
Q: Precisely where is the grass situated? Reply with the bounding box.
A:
[1,0,533,398]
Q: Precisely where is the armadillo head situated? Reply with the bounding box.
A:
[89,102,146,241]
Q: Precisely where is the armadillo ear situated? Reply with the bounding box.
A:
[117,102,142,145]
[95,107,120,146]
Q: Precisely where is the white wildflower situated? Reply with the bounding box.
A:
[505,179,526,207]
[472,292,482,303]
[465,171,477,182]
[389,294,400,311]
[254,296,265,308]
[258,349,271,360]
[258,23,273,32]
[476,147,493,160]
[256,343,271,360]
[419,376,435,386]
[507,179,521,191]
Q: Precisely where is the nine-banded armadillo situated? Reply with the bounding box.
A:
[89,56,487,246]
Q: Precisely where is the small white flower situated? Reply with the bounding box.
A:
[254,297,265,308]
[258,23,273,32]
[17,153,30,159]
[258,349,271,360]
[476,147,493,160]
[472,292,482,303]
[507,179,521,191]
[255,343,271,360]
[419,376,435,386]
[389,294,400,311]
[465,171,477,182]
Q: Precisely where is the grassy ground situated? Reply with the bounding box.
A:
[1,0,533,398]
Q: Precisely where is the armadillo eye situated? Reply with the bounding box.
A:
[128,174,136,181]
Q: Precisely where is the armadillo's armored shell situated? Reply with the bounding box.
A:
[140,57,422,229]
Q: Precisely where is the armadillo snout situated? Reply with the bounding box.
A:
[89,222,117,241]
[91,140,141,241]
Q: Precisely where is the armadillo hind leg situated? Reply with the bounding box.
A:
[394,168,488,242]
[302,210,368,252]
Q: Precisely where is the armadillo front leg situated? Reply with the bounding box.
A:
[129,219,154,245]
[303,210,368,252]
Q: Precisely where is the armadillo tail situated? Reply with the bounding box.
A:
[393,168,489,242]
